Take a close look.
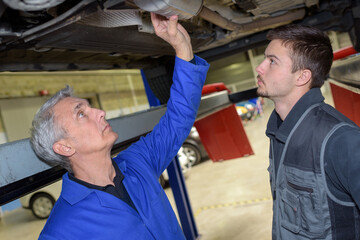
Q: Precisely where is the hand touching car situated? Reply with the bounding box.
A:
[151,13,194,61]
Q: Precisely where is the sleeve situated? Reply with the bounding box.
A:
[39,234,61,240]
[324,125,360,208]
[116,55,209,177]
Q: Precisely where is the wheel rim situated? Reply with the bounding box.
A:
[32,196,53,218]
[183,146,199,166]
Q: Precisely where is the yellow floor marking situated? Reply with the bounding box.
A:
[194,197,272,217]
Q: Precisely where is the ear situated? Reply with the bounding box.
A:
[53,140,75,157]
[296,69,312,87]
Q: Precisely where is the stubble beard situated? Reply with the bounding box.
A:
[257,87,268,98]
[256,78,269,98]
[256,75,269,98]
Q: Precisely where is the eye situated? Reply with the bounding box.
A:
[270,59,275,65]
[78,111,85,118]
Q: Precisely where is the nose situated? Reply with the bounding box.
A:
[255,59,266,76]
[94,108,106,121]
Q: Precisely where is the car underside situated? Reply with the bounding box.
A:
[0,0,359,72]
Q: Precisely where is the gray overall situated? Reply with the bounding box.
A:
[269,103,360,239]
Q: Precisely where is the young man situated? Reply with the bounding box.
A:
[256,24,360,239]
[30,13,209,239]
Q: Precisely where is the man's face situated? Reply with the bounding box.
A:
[53,97,118,157]
[255,39,299,100]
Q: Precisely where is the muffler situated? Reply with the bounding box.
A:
[133,0,203,20]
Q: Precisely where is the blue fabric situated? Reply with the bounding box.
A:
[39,55,209,240]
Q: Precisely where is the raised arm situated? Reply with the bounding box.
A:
[114,13,209,179]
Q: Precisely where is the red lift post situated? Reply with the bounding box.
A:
[194,83,254,162]
[330,46,360,126]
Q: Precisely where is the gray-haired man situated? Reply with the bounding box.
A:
[31,13,209,239]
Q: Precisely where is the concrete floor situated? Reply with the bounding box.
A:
[0,84,334,240]
[165,102,273,240]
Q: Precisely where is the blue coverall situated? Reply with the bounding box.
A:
[39,56,209,240]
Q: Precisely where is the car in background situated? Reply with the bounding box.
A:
[159,146,191,188]
[181,127,208,167]
[19,180,62,219]
[160,127,208,187]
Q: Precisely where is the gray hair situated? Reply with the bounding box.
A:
[30,85,74,173]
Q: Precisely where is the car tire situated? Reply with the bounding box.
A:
[182,143,201,167]
[30,193,55,219]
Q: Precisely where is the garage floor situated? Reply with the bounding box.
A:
[165,101,274,240]
[0,85,334,240]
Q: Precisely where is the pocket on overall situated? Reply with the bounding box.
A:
[282,180,325,237]
[280,187,301,233]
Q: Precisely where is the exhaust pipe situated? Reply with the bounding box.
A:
[133,0,203,20]
[134,0,306,33]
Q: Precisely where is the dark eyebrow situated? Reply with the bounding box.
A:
[265,54,281,62]
[74,103,83,111]
[73,100,90,115]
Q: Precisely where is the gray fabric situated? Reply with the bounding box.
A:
[268,102,359,239]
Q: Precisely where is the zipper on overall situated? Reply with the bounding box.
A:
[287,181,315,209]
